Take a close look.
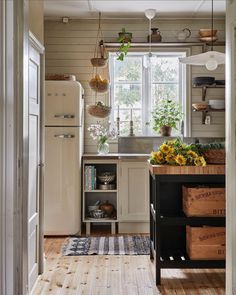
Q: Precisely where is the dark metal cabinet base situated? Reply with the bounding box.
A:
[149,173,225,285]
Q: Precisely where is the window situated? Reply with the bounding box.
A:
[109,51,187,136]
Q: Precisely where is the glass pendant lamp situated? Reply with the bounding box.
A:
[144,9,156,68]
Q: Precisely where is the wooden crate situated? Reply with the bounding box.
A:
[182,186,225,217]
[186,226,225,260]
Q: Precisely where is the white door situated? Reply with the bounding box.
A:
[28,43,41,291]
[119,161,149,221]
[44,127,81,235]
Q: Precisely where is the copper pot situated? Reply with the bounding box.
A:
[99,201,114,216]
[160,125,172,136]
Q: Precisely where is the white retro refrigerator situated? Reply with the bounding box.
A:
[44,81,84,235]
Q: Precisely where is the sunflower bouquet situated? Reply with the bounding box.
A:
[149,138,206,167]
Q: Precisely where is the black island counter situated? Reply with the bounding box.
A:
[149,163,226,285]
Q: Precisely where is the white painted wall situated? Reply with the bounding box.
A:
[226,1,236,294]
[29,0,44,44]
[44,19,225,153]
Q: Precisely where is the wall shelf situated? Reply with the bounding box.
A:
[104,42,225,48]
[84,190,117,193]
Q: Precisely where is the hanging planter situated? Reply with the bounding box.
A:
[91,40,108,67]
[89,74,109,93]
[87,101,111,119]
[90,13,108,68]
[87,12,111,119]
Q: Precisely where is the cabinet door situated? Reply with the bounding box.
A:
[119,161,149,221]
[44,127,81,235]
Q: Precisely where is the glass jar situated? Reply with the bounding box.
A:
[97,141,109,154]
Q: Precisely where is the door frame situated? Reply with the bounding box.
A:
[0,0,29,294]
[226,1,236,293]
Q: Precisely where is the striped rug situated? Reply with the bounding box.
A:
[62,235,150,256]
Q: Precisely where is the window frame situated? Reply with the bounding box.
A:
[109,49,191,137]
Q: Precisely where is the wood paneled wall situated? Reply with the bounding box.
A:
[44,19,225,153]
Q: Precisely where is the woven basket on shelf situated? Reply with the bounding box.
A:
[203,149,225,164]
[87,104,111,118]
[45,74,76,81]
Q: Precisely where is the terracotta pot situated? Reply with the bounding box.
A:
[160,125,172,136]
[99,201,114,216]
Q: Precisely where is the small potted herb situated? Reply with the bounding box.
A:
[117,28,132,61]
[151,99,183,136]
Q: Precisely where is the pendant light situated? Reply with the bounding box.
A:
[179,0,225,71]
[144,9,156,68]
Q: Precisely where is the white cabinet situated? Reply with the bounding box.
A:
[82,159,119,235]
[118,161,149,222]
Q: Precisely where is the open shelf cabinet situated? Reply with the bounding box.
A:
[82,159,119,234]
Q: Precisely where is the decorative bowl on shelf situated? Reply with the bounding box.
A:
[199,36,218,43]
[88,205,99,212]
[192,102,208,111]
[209,99,225,110]
[90,209,105,219]
[192,76,215,86]
[97,172,116,184]
[199,29,217,37]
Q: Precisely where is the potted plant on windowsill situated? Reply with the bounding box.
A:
[117,28,132,61]
[151,99,183,136]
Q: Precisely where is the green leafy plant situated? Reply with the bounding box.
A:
[117,28,132,61]
[151,99,183,133]
[195,142,225,152]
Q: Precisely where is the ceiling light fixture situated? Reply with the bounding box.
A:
[179,0,225,71]
[144,9,156,68]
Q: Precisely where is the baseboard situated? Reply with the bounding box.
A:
[118,222,149,234]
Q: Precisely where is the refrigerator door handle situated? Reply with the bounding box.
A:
[54,114,75,119]
[54,134,75,139]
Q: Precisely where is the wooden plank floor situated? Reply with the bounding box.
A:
[32,237,225,295]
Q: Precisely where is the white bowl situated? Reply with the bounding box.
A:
[209,99,225,105]
[209,105,225,110]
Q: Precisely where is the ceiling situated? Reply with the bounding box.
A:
[44,0,226,19]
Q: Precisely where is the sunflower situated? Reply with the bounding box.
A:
[194,156,206,167]
[165,154,176,165]
[175,154,187,166]
[160,144,171,155]
[154,151,165,164]
[187,150,198,159]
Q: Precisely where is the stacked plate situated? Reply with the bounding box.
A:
[209,100,225,110]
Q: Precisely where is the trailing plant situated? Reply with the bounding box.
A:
[117,28,132,61]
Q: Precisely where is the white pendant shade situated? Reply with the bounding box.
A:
[179,51,225,70]
[145,9,156,20]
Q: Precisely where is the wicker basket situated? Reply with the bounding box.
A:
[89,79,109,93]
[203,149,225,164]
[87,104,111,118]
[90,57,108,68]
[45,74,76,81]
[192,102,208,111]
